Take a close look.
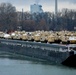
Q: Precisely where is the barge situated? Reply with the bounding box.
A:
[0,38,76,67]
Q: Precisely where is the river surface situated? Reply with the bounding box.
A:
[0,58,76,75]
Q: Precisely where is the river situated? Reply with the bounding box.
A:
[0,58,76,75]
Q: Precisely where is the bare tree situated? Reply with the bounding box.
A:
[0,3,17,32]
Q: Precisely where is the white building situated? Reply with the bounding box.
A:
[30,4,43,14]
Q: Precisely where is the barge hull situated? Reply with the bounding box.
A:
[0,39,74,65]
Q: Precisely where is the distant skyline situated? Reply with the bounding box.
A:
[0,0,76,12]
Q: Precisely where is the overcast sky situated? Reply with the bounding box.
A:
[0,0,76,12]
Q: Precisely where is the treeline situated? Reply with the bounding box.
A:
[0,3,76,32]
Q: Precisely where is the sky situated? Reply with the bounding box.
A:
[0,0,76,12]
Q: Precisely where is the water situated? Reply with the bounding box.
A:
[0,58,76,75]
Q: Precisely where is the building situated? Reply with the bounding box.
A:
[30,4,43,14]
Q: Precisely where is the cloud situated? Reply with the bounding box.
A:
[0,0,76,12]
[0,0,76,6]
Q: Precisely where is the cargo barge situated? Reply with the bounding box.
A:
[0,30,76,67]
[0,38,76,67]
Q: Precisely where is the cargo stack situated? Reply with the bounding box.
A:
[0,30,76,44]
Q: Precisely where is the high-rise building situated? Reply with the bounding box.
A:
[30,4,43,14]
